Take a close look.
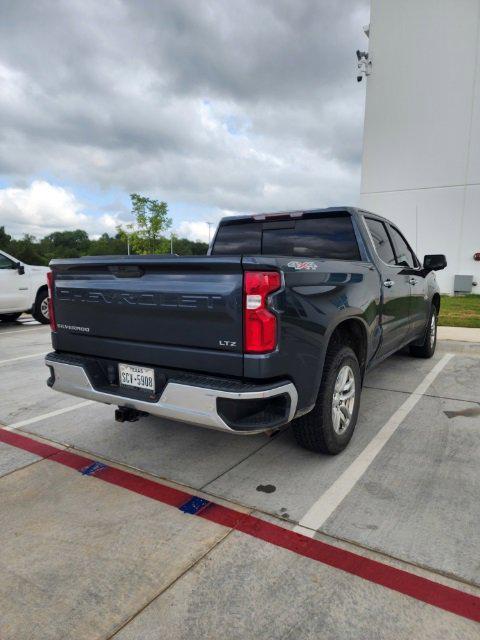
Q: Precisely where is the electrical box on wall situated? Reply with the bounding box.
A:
[454,275,473,294]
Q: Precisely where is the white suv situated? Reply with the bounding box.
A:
[0,249,50,324]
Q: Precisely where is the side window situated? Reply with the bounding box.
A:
[0,254,14,270]
[365,218,396,265]
[388,226,417,268]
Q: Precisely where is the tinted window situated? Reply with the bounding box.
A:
[213,214,360,260]
[388,226,417,268]
[365,218,395,265]
[0,254,13,269]
[212,222,261,254]
[262,216,360,259]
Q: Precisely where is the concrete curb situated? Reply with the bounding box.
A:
[437,326,480,355]
[437,339,480,356]
[437,326,480,343]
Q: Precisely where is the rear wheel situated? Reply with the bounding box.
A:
[292,343,361,454]
[0,312,22,322]
[409,306,437,358]
[32,289,50,324]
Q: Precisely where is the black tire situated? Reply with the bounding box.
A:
[32,289,50,324]
[292,343,361,454]
[409,306,437,358]
[0,312,22,322]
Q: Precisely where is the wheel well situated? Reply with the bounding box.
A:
[329,319,368,376]
[35,285,48,305]
[432,293,440,314]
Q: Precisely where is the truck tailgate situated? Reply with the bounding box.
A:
[50,255,244,375]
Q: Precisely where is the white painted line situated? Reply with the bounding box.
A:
[5,400,93,431]
[294,353,455,538]
[0,327,47,336]
[0,352,49,366]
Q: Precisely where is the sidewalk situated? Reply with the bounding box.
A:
[438,326,480,343]
[1,427,479,639]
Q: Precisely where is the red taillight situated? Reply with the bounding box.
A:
[244,271,281,353]
[46,271,57,331]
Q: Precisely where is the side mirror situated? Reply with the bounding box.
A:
[16,262,25,275]
[423,254,447,271]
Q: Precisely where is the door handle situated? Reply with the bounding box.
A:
[383,279,394,288]
[409,277,417,286]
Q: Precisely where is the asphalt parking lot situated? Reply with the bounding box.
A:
[1,318,479,639]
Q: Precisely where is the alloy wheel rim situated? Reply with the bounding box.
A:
[41,297,49,320]
[332,365,355,435]
[430,314,436,348]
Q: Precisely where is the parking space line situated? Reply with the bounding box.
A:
[294,353,455,538]
[0,327,46,336]
[5,400,93,431]
[0,352,49,366]
[0,423,479,624]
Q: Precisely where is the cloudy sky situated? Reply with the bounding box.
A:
[0,0,369,242]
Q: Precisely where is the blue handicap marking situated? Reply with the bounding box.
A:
[81,461,108,476]
[179,496,211,515]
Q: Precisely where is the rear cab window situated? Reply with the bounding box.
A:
[212,213,361,260]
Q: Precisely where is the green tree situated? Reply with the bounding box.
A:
[116,225,142,255]
[172,237,208,255]
[0,226,12,251]
[0,224,209,263]
[129,193,172,254]
[89,232,127,255]
[8,234,45,264]
[39,229,90,260]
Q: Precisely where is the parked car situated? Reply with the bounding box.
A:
[0,249,50,324]
[44,207,446,453]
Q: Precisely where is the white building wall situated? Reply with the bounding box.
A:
[360,0,480,293]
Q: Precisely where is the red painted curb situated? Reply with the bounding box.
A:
[1,427,479,624]
[0,427,61,459]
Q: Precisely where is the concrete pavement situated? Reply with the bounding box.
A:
[0,317,479,639]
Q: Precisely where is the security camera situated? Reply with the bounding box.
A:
[356,50,371,82]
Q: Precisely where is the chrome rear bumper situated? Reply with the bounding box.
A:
[45,355,298,434]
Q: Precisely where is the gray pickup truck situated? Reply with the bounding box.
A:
[45,207,446,454]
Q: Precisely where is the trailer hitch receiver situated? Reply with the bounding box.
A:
[115,406,149,423]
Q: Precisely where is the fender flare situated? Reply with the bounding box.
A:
[307,313,371,408]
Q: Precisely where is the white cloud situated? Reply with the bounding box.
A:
[96,212,127,234]
[0,180,88,236]
[0,180,131,239]
[0,1,369,218]
[175,209,240,242]
[0,179,240,242]
[175,220,213,243]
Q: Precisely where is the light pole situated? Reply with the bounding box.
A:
[206,221,213,243]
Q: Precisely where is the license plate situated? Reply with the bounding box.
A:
[118,363,155,392]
